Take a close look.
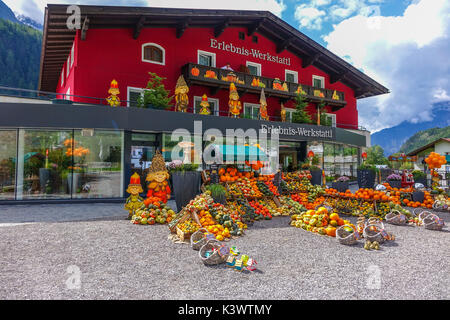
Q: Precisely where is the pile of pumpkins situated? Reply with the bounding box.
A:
[290,207,355,237]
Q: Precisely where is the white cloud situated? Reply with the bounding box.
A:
[295,5,326,30]
[3,0,286,24]
[323,0,450,132]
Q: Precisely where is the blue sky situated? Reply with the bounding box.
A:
[4,0,450,132]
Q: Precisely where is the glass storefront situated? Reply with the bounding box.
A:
[323,142,359,178]
[2,128,124,201]
[0,130,17,200]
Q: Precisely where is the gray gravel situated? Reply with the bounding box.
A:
[0,204,449,300]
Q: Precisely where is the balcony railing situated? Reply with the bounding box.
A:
[182,63,347,109]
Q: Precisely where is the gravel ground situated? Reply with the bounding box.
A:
[0,204,449,300]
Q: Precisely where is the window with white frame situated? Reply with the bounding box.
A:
[197,50,216,67]
[127,87,150,107]
[142,43,165,65]
[246,61,261,76]
[243,103,260,120]
[193,96,219,115]
[324,113,337,127]
[70,44,74,67]
[284,108,295,122]
[285,70,298,83]
[312,75,325,88]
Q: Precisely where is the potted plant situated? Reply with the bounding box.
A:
[357,163,377,189]
[137,72,173,110]
[206,184,227,204]
[332,175,350,193]
[386,173,402,189]
[412,170,427,187]
[169,160,201,211]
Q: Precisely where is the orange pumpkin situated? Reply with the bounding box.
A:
[191,67,200,76]
[326,227,336,237]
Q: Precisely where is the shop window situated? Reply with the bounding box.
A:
[312,75,325,88]
[198,50,216,67]
[246,61,261,76]
[0,130,17,200]
[16,129,73,200]
[163,133,202,165]
[193,96,219,115]
[285,70,298,83]
[238,32,245,40]
[243,103,260,120]
[142,43,165,65]
[71,130,124,199]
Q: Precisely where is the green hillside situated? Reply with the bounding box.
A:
[0,18,42,91]
[399,126,450,154]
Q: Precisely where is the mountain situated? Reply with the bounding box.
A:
[371,101,450,155]
[16,14,43,30]
[0,18,42,91]
[399,126,450,154]
[0,0,18,23]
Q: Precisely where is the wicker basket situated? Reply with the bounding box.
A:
[199,240,226,265]
[363,224,385,243]
[418,210,433,223]
[385,210,407,226]
[336,225,358,245]
[176,226,191,242]
[365,217,384,229]
[190,228,208,251]
[423,213,445,231]
[432,200,449,212]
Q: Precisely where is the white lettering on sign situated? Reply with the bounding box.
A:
[210,39,291,66]
[260,124,334,139]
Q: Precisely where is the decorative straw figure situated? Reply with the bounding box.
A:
[146,150,171,203]
[198,94,211,115]
[175,75,189,112]
[106,79,121,107]
[280,102,286,122]
[259,88,269,121]
[124,172,144,219]
[228,83,241,118]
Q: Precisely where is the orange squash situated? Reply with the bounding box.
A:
[326,227,336,237]
[191,67,200,76]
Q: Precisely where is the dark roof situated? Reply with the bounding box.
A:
[406,138,450,156]
[39,4,390,98]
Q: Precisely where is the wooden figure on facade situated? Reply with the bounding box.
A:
[259,88,269,121]
[198,94,211,115]
[106,79,121,107]
[145,150,171,203]
[228,83,242,118]
[280,102,286,122]
[124,172,144,219]
[175,75,189,112]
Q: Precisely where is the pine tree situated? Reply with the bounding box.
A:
[291,94,312,124]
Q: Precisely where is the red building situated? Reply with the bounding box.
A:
[39,5,388,130]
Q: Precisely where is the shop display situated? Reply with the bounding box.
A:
[131,201,176,225]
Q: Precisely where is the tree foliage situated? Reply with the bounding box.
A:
[365,145,390,166]
[0,19,42,92]
[291,94,312,124]
[399,126,450,154]
[137,72,173,109]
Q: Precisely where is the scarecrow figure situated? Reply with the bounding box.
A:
[146,150,171,203]
[280,102,286,122]
[175,75,189,112]
[106,79,121,107]
[124,172,144,219]
[259,88,269,121]
[228,83,241,118]
[198,94,211,115]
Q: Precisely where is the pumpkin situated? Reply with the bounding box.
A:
[326,227,336,237]
[191,67,200,76]
[329,213,340,221]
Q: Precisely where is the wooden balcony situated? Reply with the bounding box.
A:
[182,63,347,110]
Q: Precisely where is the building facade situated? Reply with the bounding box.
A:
[0,5,388,203]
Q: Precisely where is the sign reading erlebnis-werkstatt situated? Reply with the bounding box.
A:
[260,124,335,140]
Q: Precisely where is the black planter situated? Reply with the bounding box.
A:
[39,168,50,193]
[412,191,425,203]
[332,181,349,193]
[387,180,402,189]
[414,177,427,187]
[310,170,322,186]
[172,171,201,211]
[357,169,376,189]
